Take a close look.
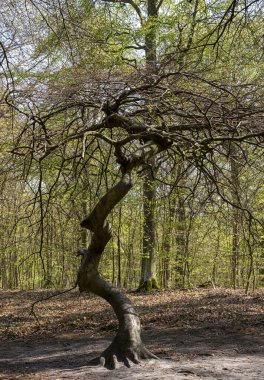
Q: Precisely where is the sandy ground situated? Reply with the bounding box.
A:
[0,289,263,379]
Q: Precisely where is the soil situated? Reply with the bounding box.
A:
[0,288,263,379]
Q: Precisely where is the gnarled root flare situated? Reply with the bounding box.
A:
[89,341,158,370]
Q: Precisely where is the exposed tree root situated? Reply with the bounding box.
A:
[89,340,158,370]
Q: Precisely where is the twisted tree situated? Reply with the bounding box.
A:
[1,0,264,370]
[77,141,166,367]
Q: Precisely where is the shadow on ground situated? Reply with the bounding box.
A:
[0,289,263,379]
[0,325,263,379]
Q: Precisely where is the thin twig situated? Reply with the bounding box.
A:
[29,283,78,326]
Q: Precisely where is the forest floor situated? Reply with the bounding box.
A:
[0,288,263,379]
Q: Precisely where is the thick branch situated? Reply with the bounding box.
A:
[81,172,133,231]
[81,140,167,232]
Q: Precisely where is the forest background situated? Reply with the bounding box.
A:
[0,0,264,293]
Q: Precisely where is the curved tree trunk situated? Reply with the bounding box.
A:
[77,142,163,368]
[78,256,156,368]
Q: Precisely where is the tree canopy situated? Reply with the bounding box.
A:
[0,0,264,369]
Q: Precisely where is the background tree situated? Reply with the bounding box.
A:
[0,0,264,368]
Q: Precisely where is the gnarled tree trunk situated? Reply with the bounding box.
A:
[77,142,163,368]
[78,254,156,368]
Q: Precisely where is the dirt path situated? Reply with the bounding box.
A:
[0,327,263,379]
[0,289,263,379]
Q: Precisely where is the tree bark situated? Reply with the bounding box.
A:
[174,165,188,288]
[78,257,157,368]
[138,166,159,291]
[138,0,159,291]
[229,142,242,289]
[77,142,163,368]
[161,196,177,288]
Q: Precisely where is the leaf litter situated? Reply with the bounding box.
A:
[0,288,263,379]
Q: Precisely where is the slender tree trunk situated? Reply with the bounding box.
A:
[212,231,220,286]
[161,196,177,288]
[117,206,122,287]
[1,253,8,289]
[138,0,159,291]
[81,200,88,246]
[111,242,115,285]
[174,166,188,288]
[229,142,242,289]
[245,237,254,294]
[139,167,159,290]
